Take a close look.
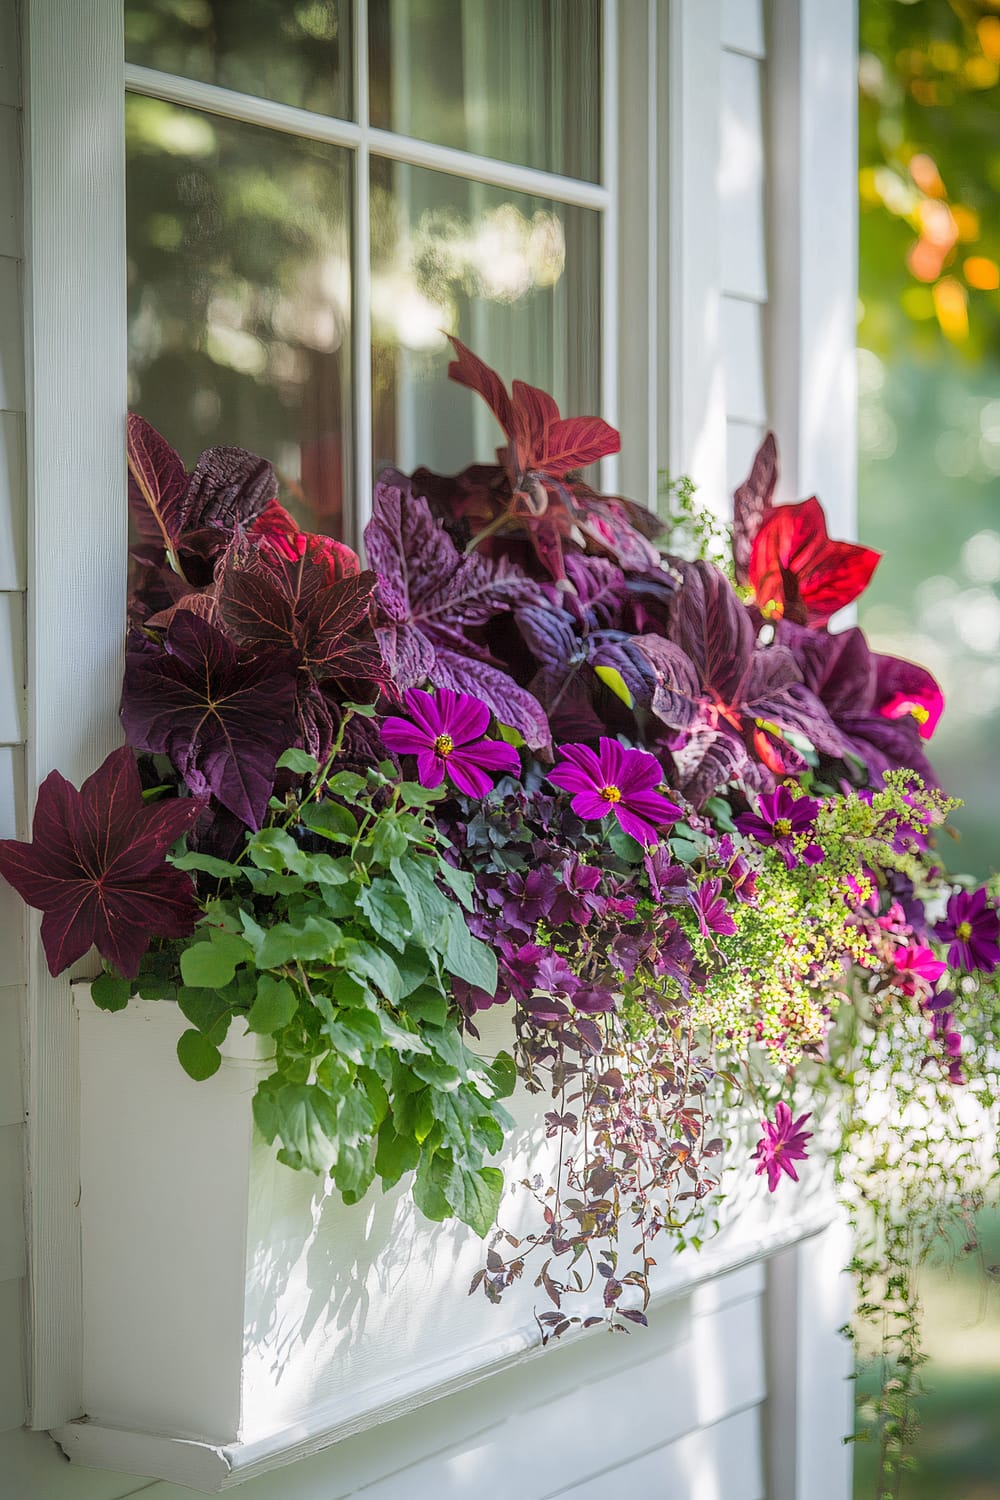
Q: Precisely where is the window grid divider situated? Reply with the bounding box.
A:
[126,3,617,542]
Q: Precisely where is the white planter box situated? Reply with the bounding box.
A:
[53,988,841,1493]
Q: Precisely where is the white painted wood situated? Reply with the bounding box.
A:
[0,410,26,590]
[0,1425,157,1499]
[21,0,127,1430]
[0,1120,23,1279]
[616,0,669,509]
[0,0,18,110]
[551,1404,764,1500]
[764,1217,855,1500]
[722,296,767,425]
[666,0,727,514]
[723,0,766,59]
[0,255,24,412]
[62,989,837,1491]
[720,51,766,302]
[727,417,767,495]
[0,589,24,742]
[0,1276,24,1430]
[0,104,20,258]
[0,987,23,1127]
[599,0,619,498]
[124,64,610,212]
[766,0,858,536]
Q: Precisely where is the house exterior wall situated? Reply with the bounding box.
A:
[0,1,855,1496]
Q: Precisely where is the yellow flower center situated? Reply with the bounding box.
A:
[774,818,793,837]
[910,703,930,725]
[601,784,623,804]
[956,921,972,941]
[433,734,454,758]
[761,598,784,621]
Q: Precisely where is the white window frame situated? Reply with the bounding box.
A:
[19,2,859,1469]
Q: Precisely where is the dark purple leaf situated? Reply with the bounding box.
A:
[120,611,300,828]
[732,432,778,586]
[0,747,200,978]
[365,482,550,749]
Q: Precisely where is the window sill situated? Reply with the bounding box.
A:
[52,987,838,1493]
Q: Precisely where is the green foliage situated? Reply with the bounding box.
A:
[657,472,733,573]
[132,723,516,1236]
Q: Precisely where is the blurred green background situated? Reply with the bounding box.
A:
[856,3,1000,1496]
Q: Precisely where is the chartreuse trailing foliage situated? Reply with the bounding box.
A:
[0,348,998,1497]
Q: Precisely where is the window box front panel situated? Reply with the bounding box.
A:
[59,988,837,1492]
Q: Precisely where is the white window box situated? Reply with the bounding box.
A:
[53,987,839,1492]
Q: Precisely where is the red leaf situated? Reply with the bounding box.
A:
[749,497,881,627]
[732,432,778,586]
[0,748,201,978]
[536,417,620,477]
[447,337,515,438]
[250,500,361,581]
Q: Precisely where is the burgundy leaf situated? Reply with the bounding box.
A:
[126,414,189,560]
[120,612,300,828]
[217,540,384,683]
[365,481,550,748]
[749,497,881,627]
[0,747,201,978]
[732,432,778,586]
[183,445,276,533]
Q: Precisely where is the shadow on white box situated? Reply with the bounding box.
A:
[52,983,838,1491]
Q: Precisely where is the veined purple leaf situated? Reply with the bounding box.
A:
[120,611,300,828]
[365,482,550,749]
[732,432,778,587]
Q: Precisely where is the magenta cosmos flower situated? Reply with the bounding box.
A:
[935,887,1000,974]
[892,943,947,997]
[548,738,681,848]
[688,877,738,938]
[734,785,823,871]
[753,1102,812,1192]
[380,687,520,796]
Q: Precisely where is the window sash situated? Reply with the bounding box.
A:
[124,0,618,548]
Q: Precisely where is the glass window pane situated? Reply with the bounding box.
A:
[126,96,352,537]
[125,1,353,119]
[370,157,601,477]
[369,0,601,182]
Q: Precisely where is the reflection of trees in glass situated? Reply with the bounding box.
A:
[126,0,351,118]
[859,0,1000,880]
[126,96,352,535]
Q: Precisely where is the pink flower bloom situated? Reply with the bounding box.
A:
[548,738,681,848]
[753,1102,812,1192]
[381,687,520,797]
[688,878,737,938]
[892,943,947,996]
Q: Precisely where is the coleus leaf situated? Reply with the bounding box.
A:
[748,496,881,627]
[249,499,361,581]
[364,481,550,750]
[732,432,778,587]
[442,338,661,583]
[120,611,300,828]
[217,539,384,683]
[127,415,277,559]
[0,747,201,978]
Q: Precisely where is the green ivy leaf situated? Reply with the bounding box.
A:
[607,823,645,863]
[276,747,319,776]
[375,1121,421,1186]
[254,916,341,969]
[325,770,367,797]
[453,1165,505,1237]
[370,816,410,864]
[177,985,230,1035]
[444,908,498,995]
[437,860,476,912]
[91,972,131,1012]
[177,1028,222,1081]
[180,930,252,989]
[359,878,413,952]
[301,801,358,843]
[245,975,298,1036]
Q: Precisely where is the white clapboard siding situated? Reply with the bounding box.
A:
[556,1406,764,1500]
[0,0,27,1459]
[721,51,766,302]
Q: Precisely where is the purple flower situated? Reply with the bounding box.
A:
[643,846,691,904]
[935,887,1000,974]
[381,687,520,796]
[753,1102,812,1192]
[892,943,947,997]
[922,990,965,1085]
[486,867,558,934]
[548,738,681,848]
[714,834,760,904]
[688,878,738,938]
[734,786,823,871]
